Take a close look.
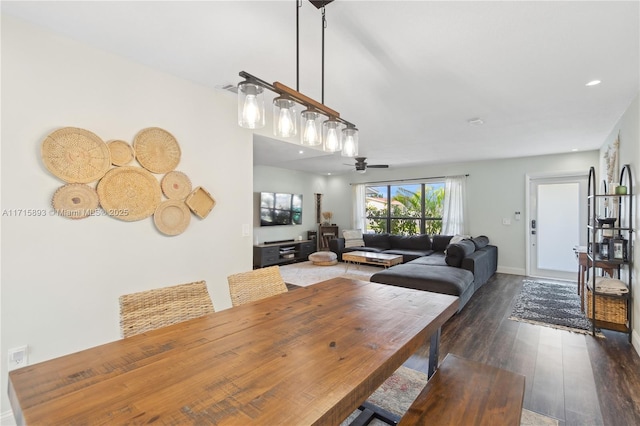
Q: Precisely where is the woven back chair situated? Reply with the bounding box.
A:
[119,280,214,338]
[227,266,288,307]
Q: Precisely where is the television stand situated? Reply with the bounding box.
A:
[253,239,316,268]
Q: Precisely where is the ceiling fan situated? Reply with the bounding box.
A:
[349,157,389,173]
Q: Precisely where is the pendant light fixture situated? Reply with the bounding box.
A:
[341,125,359,157]
[237,0,358,157]
[323,118,342,152]
[301,109,322,145]
[273,95,297,138]
[237,81,265,129]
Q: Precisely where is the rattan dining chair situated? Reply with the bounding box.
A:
[119,280,215,338]
[227,266,288,307]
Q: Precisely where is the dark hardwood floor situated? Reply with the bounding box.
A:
[403,273,640,426]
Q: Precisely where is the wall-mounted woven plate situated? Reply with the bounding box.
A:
[41,127,111,183]
[133,127,181,174]
[161,171,192,200]
[97,166,161,221]
[107,140,135,166]
[153,200,191,236]
[51,183,99,219]
[185,186,216,219]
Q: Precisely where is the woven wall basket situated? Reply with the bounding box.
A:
[133,127,181,174]
[51,184,99,220]
[97,166,161,221]
[185,186,216,219]
[41,127,111,183]
[161,171,192,200]
[107,140,135,166]
[153,200,191,236]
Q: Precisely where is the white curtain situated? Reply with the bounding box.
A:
[442,176,467,235]
[352,184,366,231]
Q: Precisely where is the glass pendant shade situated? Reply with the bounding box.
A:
[341,126,359,157]
[300,109,323,146]
[322,118,342,152]
[273,96,297,138]
[237,81,265,129]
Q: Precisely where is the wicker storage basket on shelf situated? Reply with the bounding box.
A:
[585,277,628,325]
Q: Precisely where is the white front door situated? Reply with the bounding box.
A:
[528,174,588,280]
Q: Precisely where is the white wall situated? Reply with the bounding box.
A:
[0,16,254,416]
[325,151,599,275]
[599,94,639,353]
[253,165,327,244]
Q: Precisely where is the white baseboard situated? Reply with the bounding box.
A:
[496,266,525,276]
[0,410,16,426]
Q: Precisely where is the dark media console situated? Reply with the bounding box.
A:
[253,239,316,269]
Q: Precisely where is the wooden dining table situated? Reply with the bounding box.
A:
[8,277,459,425]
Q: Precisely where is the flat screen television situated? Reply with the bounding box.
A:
[260,192,302,226]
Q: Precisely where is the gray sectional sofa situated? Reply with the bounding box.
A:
[329,233,497,311]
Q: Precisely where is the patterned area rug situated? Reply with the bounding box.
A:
[509,279,596,335]
[340,365,558,425]
[279,260,382,287]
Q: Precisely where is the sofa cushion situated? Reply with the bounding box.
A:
[363,233,391,250]
[370,264,474,311]
[431,235,454,252]
[408,254,447,267]
[343,229,365,248]
[445,239,477,267]
[471,235,490,249]
[343,246,384,255]
[389,234,431,250]
[383,249,433,262]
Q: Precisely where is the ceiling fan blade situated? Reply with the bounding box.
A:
[368,164,389,168]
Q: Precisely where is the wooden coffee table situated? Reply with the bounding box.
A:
[343,250,403,270]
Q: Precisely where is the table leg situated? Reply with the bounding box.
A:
[428,327,441,379]
[579,265,585,311]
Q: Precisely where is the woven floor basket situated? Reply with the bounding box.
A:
[227,266,288,307]
[586,289,627,325]
[119,280,214,338]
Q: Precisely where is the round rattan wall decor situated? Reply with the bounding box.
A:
[133,127,181,174]
[161,171,192,200]
[107,140,135,166]
[97,166,161,221]
[41,127,111,183]
[153,200,191,236]
[51,184,99,220]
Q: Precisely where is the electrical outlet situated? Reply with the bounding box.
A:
[502,218,511,225]
[8,345,28,371]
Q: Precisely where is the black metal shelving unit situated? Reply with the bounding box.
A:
[586,164,634,341]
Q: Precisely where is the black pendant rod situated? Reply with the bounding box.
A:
[321,6,326,104]
[296,0,300,91]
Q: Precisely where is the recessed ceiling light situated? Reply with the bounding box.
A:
[299,150,304,154]
[571,148,579,152]
[468,118,484,126]
[586,80,601,86]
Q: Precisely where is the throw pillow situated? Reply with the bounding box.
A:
[471,235,490,249]
[445,239,476,267]
[449,234,471,245]
[343,229,365,248]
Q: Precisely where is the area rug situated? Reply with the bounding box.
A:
[279,260,382,287]
[339,365,559,425]
[509,279,597,335]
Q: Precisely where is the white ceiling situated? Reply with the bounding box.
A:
[3,1,638,175]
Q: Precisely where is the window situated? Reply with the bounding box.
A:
[365,183,444,235]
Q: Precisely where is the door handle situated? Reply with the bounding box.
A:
[531,219,536,229]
